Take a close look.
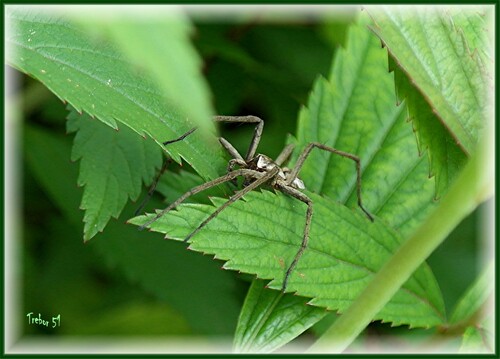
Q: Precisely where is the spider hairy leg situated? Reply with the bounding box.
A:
[162,127,197,145]
[275,143,295,166]
[134,159,171,216]
[219,137,244,162]
[138,169,263,231]
[134,128,198,216]
[184,167,279,243]
[288,142,374,222]
[276,184,313,292]
[213,115,264,161]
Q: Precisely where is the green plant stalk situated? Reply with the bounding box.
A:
[308,132,493,353]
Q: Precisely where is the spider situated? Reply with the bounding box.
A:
[139,115,374,292]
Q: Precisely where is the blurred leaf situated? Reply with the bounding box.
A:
[67,109,162,241]
[205,60,247,115]
[23,124,81,223]
[23,124,241,335]
[6,7,225,179]
[71,302,191,335]
[241,25,332,89]
[458,325,493,353]
[426,203,481,313]
[449,261,493,325]
[196,23,261,71]
[75,8,215,134]
[92,213,242,335]
[319,11,358,48]
[233,279,327,353]
[131,190,445,329]
[449,9,493,68]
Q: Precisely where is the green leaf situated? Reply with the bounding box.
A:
[92,213,242,335]
[449,261,493,325]
[231,16,444,351]
[67,109,162,240]
[156,169,227,206]
[390,59,467,197]
[310,127,493,353]
[449,10,493,69]
[291,16,435,238]
[69,302,191,335]
[129,15,445,337]
[74,9,215,134]
[233,279,327,353]
[24,124,81,224]
[130,190,445,329]
[23,124,241,335]
[459,325,493,353]
[6,8,225,179]
[367,6,489,155]
[365,6,491,198]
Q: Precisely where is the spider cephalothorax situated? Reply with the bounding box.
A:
[140,115,373,292]
[245,154,305,190]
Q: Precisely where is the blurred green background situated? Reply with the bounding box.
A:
[14,14,485,343]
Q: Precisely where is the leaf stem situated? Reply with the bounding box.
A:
[308,132,493,353]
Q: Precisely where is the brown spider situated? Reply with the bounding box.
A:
[139,116,373,292]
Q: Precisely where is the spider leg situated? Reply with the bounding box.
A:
[287,142,374,221]
[274,143,295,166]
[219,137,244,162]
[138,168,263,231]
[276,184,313,292]
[162,127,197,146]
[134,158,171,216]
[214,115,264,161]
[227,158,247,187]
[184,167,280,242]
[135,128,198,216]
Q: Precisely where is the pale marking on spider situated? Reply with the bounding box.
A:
[138,115,374,292]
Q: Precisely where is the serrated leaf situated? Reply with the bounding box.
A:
[23,123,240,335]
[449,9,493,70]
[449,261,493,325]
[129,16,446,343]
[232,16,444,351]
[67,109,162,240]
[6,7,225,179]
[233,279,327,353]
[390,59,467,197]
[73,7,215,135]
[366,6,492,198]
[130,190,445,328]
[366,6,489,156]
[292,16,436,238]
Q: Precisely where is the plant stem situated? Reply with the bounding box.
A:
[308,132,493,353]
